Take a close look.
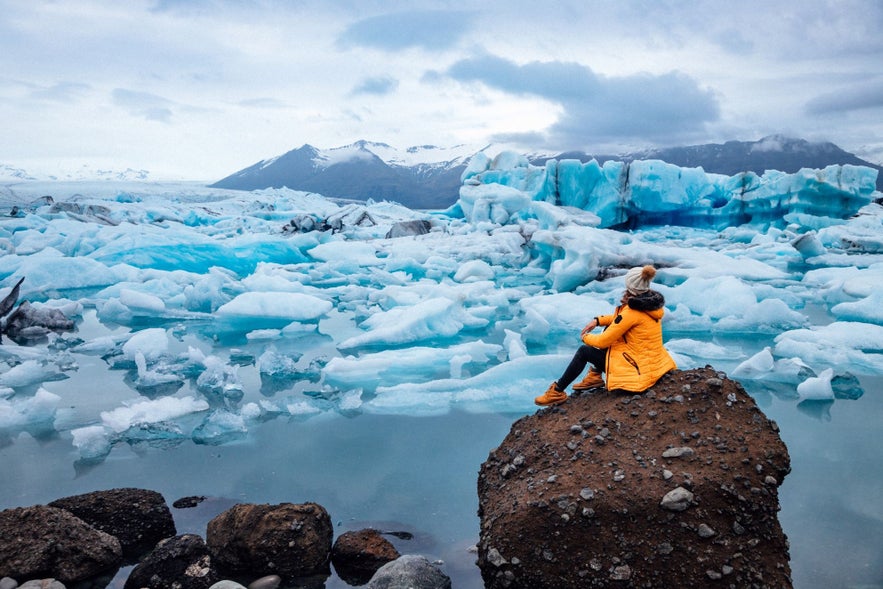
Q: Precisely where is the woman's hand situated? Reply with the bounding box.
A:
[581,319,598,336]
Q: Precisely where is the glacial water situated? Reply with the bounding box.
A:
[1,320,881,589]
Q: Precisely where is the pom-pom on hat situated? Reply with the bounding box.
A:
[624,265,656,294]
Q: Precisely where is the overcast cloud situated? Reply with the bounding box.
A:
[1,0,881,179]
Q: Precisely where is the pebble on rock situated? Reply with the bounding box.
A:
[659,486,694,512]
[662,447,695,458]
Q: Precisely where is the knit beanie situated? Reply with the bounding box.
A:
[624,265,656,294]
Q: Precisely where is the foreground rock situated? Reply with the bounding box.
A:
[365,555,451,589]
[331,529,401,585]
[49,488,176,558]
[0,506,122,583]
[477,367,792,588]
[124,534,219,589]
[206,503,332,579]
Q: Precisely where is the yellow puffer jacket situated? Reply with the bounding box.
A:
[581,290,677,392]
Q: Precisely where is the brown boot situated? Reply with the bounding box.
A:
[572,370,604,391]
[535,382,567,406]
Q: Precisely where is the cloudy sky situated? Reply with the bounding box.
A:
[2,0,882,180]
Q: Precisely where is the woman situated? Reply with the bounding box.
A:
[535,265,677,406]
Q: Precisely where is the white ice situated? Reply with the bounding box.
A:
[100,396,209,433]
[797,368,835,401]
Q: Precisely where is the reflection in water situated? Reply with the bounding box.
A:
[1,340,881,588]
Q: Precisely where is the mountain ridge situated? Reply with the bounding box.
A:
[210,135,883,209]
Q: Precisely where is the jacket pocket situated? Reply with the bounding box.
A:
[622,352,641,374]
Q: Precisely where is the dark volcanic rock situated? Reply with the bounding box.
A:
[331,529,401,585]
[123,534,219,589]
[0,506,122,583]
[49,488,176,557]
[477,367,792,589]
[206,502,333,579]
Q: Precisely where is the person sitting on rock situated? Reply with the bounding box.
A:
[535,265,677,406]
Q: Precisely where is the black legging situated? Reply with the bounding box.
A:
[557,345,607,389]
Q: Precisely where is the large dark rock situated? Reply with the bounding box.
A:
[0,506,122,583]
[123,534,219,589]
[477,367,792,588]
[206,502,333,579]
[49,488,176,557]
[331,529,401,585]
[365,555,451,589]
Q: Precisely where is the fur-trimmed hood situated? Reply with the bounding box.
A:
[627,289,665,312]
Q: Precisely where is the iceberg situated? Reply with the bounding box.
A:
[216,291,333,321]
[100,395,210,433]
[459,152,878,230]
[0,170,878,453]
[0,387,60,430]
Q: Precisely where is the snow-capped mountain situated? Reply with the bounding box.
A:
[212,136,883,209]
[211,140,484,209]
[0,163,38,183]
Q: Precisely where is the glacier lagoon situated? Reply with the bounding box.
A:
[0,158,882,588]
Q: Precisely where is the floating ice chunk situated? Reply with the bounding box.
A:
[670,276,757,320]
[257,347,300,377]
[454,260,494,283]
[240,402,262,420]
[308,240,381,267]
[797,368,835,401]
[216,292,333,321]
[0,388,61,429]
[100,396,209,433]
[770,357,816,384]
[323,341,502,388]
[503,330,527,361]
[458,183,532,225]
[364,354,570,415]
[246,329,282,341]
[0,359,67,388]
[713,298,808,334]
[122,328,169,363]
[120,288,166,313]
[133,351,184,393]
[285,399,322,415]
[732,348,776,379]
[192,409,247,445]
[518,293,612,340]
[72,335,125,356]
[71,425,112,461]
[774,322,883,374]
[337,389,363,412]
[791,231,827,259]
[196,356,243,398]
[831,290,883,325]
[338,297,486,349]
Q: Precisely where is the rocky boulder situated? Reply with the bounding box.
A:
[0,506,122,583]
[477,367,792,588]
[49,488,176,558]
[123,534,219,589]
[206,502,332,579]
[331,529,401,585]
[365,555,451,589]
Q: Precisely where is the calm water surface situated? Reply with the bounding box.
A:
[1,343,881,588]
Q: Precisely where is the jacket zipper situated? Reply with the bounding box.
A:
[622,352,641,374]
